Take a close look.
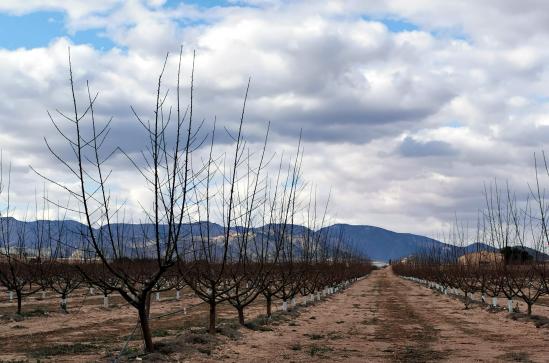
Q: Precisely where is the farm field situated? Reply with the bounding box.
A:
[1,267,548,362]
[0,283,297,361]
[194,267,549,362]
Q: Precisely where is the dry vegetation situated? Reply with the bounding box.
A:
[0,274,362,361]
[4,267,547,362]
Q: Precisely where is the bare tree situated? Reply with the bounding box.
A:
[36,48,198,352]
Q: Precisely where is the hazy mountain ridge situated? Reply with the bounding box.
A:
[319,224,549,262]
[320,224,447,262]
[0,218,546,262]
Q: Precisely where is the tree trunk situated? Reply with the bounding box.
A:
[237,306,245,326]
[16,289,22,315]
[527,303,532,315]
[61,293,68,313]
[266,294,272,318]
[138,305,155,353]
[209,301,217,334]
[145,291,152,316]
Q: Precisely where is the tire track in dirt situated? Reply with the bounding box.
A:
[382,269,549,362]
[193,267,549,362]
[194,269,452,362]
[371,271,449,362]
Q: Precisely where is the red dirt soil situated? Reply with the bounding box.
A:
[194,268,549,362]
[1,267,549,362]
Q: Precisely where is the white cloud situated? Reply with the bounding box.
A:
[0,1,121,21]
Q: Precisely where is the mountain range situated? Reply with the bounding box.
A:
[322,224,548,262]
[0,218,546,262]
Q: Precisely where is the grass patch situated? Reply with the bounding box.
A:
[308,345,333,357]
[290,342,302,351]
[0,308,49,322]
[245,311,299,331]
[197,346,212,355]
[30,343,99,358]
[152,329,170,337]
[216,322,242,340]
[122,333,142,341]
[306,333,324,340]
[155,330,219,357]
[184,333,212,345]
[327,331,343,340]
[120,346,140,358]
[509,312,549,329]
[361,317,378,325]
[244,321,273,331]
[496,352,534,362]
[18,308,48,318]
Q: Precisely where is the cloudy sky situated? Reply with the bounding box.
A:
[1,0,548,238]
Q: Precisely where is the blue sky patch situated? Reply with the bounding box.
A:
[165,0,233,8]
[361,15,471,43]
[361,16,420,33]
[0,1,243,51]
[72,29,116,51]
[380,18,420,32]
[0,11,65,49]
[447,120,463,128]
[0,10,118,50]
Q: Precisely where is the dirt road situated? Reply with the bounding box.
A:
[198,268,549,362]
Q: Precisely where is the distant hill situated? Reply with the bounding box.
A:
[0,218,547,262]
[320,225,549,262]
[319,224,448,262]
